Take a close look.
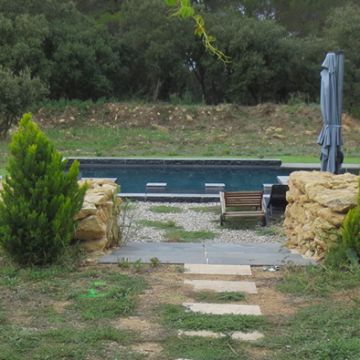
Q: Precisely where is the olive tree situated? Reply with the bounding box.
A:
[0,67,47,138]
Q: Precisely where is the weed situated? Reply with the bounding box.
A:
[0,303,6,325]
[0,263,147,359]
[265,301,360,360]
[175,265,185,273]
[69,273,146,320]
[137,219,181,230]
[277,264,360,297]
[255,225,282,237]
[193,291,245,303]
[165,336,248,360]
[118,200,138,245]
[0,324,138,360]
[192,291,245,303]
[118,257,131,269]
[149,205,183,214]
[222,219,260,230]
[132,259,144,273]
[150,257,161,268]
[165,229,216,242]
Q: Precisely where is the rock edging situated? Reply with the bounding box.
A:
[74,178,121,252]
[284,171,359,260]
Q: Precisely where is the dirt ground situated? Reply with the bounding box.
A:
[34,102,360,153]
[106,264,309,359]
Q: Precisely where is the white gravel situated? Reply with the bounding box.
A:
[120,201,286,244]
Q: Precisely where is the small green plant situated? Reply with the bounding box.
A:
[118,200,137,245]
[175,265,185,273]
[118,257,131,269]
[132,259,144,273]
[278,264,360,297]
[0,114,86,266]
[137,219,181,230]
[165,336,244,360]
[165,229,216,242]
[326,177,360,268]
[255,225,283,237]
[149,205,183,214]
[194,291,245,303]
[150,257,161,268]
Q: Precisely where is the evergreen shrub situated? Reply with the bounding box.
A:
[326,176,360,268]
[0,113,86,266]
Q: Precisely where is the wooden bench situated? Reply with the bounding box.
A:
[220,191,266,226]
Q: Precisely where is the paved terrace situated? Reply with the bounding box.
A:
[99,242,314,266]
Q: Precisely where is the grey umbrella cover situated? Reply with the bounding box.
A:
[317,53,343,174]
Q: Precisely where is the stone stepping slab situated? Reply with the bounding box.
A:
[100,242,315,265]
[183,302,262,315]
[178,329,264,341]
[184,264,252,276]
[184,279,257,294]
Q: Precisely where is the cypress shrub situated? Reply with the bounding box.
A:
[0,113,86,266]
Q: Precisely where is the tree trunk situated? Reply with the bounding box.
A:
[152,78,162,102]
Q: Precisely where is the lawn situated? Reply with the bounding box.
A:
[0,101,359,175]
[1,255,360,360]
[0,101,359,359]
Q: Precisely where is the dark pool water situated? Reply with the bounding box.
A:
[80,165,292,193]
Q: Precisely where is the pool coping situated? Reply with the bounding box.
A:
[69,157,359,201]
[118,193,220,202]
[67,157,283,167]
[67,156,360,169]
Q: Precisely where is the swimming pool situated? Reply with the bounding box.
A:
[75,158,292,194]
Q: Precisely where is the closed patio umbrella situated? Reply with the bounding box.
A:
[317,51,344,174]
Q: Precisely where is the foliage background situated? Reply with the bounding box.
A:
[0,0,360,113]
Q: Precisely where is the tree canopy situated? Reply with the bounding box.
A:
[0,0,360,124]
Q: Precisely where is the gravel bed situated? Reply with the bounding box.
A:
[120,201,286,244]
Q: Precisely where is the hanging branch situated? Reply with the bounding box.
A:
[165,0,230,63]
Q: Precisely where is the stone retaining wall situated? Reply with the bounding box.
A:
[284,171,359,261]
[75,179,121,252]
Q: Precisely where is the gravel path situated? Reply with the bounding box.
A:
[120,201,286,244]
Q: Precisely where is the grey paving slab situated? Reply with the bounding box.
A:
[184,264,252,276]
[100,242,207,264]
[99,242,315,266]
[183,302,262,315]
[204,243,313,265]
[184,279,257,294]
[232,331,264,341]
[178,330,264,341]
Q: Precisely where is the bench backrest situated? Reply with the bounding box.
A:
[222,191,263,208]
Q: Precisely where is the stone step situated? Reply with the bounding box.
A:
[184,279,257,294]
[184,264,252,276]
[178,329,264,341]
[183,302,262,315]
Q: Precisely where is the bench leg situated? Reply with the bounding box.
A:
[220,215,224,226]
[261,215,267,227]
